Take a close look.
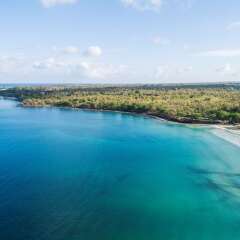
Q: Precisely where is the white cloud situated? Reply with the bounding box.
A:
[32,56,127,80]
[152,36,170,46]
[51,46,80,54]
[0,56,24,73]
[227,21,240,31]
[121,0,163,12]
[176,0,196,9]
[216,64,237,76]
[76,62,127,79]
[176,66,192,74]
[62,46,80,54]
[84,46,103,57]
[120,0,195,12]
[40,0,78,8]
[155,65,192,79]
[32,57,65,70]
[195,49,240,57]
[33,58,54,69]
[155,65,170,78]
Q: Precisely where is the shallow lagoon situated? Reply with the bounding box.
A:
[1,99,240,240]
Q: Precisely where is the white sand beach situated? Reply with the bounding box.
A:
[210,125,240,147]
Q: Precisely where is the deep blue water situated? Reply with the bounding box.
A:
[1,99,240,240]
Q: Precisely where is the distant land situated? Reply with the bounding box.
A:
[1,82,240,89]
[1,83,240,125]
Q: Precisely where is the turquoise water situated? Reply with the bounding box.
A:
[1,99,240,240]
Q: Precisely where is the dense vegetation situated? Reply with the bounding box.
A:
[1,84,240,124]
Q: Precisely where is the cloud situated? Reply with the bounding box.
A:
[216,64,237,76]
[62,46,80,54]
[121,0,163,12]
[32,57,66,70]
[152,36,170,46]
[0,56,24,73]
[195,49,240,57]
[32,57,127,80]
[33,58,54,70]
[120,0,195,12]
[40,0,78,8]
[155,65,192,79]
[227,21,240,31]
[155,65,170,78]
[176,0,196,9]
[76,62,127,79]
[51,46,80,54]
[0,51,128,82]
[84,46,103,57]
[176,66,192,74]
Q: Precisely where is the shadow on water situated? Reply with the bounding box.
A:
[96,173,131,197]
[187,166,240,177]
[187,166,240,204]
[115,173,130,183]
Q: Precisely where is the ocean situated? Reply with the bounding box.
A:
[1,99,240,240]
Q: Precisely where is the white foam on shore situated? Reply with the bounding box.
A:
[211,127,240,148]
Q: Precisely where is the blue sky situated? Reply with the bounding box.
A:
[1,0,240,83]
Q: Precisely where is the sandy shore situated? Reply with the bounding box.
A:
[209,125,240,147]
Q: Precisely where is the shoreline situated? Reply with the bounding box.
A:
[21,102,240,148]
[21,102,240,131]
[21,102,232,125]
[1,97,240,147]
[15,99,240,127]
[1,96,238,127]
[209,125,240,147]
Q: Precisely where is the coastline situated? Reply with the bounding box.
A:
[209,125,240,147]
[19,100,240,127]
[21,101,229,125]
[23,102,240,148]
[1,97,240,147]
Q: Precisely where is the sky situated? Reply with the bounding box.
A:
[1,0,240,84]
